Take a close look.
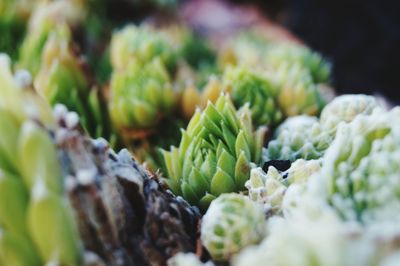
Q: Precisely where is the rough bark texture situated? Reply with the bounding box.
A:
[54,115,201,266]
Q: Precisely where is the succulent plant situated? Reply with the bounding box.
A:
[34,25,112,140]
[179,76,222,120]
[322,107,400,224]
[246,159,321,214]
[162,94,266,209]
[201,193,266,261]
[266,43,332,84]
[272,62,327,117]
[223,65,282,127]
[218,30,271,69]
[111,24,178,72]
[109,58,176,130]
[320,94,380,130]
[18,0,85,75]
[266,115,333,161]
[233,212,362,266]
[0,58,82,265]
[168,253,213,266]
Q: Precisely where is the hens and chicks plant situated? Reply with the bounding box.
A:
[0,1,399,265]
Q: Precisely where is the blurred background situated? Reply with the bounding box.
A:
[246,0,400,103]
[110,0,400,102]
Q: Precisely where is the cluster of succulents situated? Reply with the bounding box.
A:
[1,1,400,266]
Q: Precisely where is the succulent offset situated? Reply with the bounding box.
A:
[201,193,266,261]
[110,24,178,72]
[223,66,282,127]
[109,58,176,130]
[34,25,112,140]
[18,0,85,75]
[162,94,266,209]
[266,43,332,84]
[266,115,333,161]
[246,159,321,214]
[272,62,326,116]
[320,94,381,130]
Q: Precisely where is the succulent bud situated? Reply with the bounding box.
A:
[266,115,333,161]
[273,62,326,117]
[109,58,176,130]
[266,43,331,84]
[246,159,321,214]
[320,94,381,130]
[110,24,177,71]
[162,94,266,209]
[18,0,85,74]
[223,65,282,127]
[201,193,266,261]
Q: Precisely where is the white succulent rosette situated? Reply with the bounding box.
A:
[200,193,266,261]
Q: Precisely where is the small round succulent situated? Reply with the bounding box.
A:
[223,65,282,127]
[201,193,266,261]
[320,94,380,130]
[272,62,326,117]
[110,24,178,71]
[266,115,333,161]
[322,107,400,223]
[266,43,332,84]
[162,94,266,209]
[109,58,176,130]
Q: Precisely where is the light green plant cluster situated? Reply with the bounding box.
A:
[18,0,85,75]
[246,159,321,214]
[0,57,81,265]
[322,107,400,223]
[201,193,266,261]
[111,24,178,71]
[266,43,331,84]
[223,65,282,127]
[266,95,382,162]
[320,94,380,130]
[267,115,333,161]
[110,58,176,130]
[272,62,327,116]
[162,94,266,209]
[34,25,111,139]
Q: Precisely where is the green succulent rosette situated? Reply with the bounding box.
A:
[0,57,82,265]
[162,94,266,209]
[34,25,112,140]
[109,58,176,130]
[223,65,282,127]
[201,193,266,261]
[266,43,331,84]
[320,94,380,130]
[18,0,85,75]
[111,24,178,71]
[266,115,333,161]
[272,62,327,117]
[322,107,400,223]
